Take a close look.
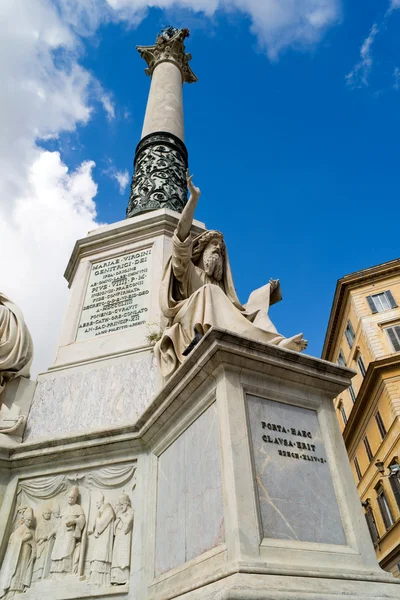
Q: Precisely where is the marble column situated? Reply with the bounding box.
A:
[126,27,197,219]
[141,61,185,141]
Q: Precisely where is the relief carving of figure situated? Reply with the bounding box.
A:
[154,173,308,377]
[0,507,36,598]
[89,493,115,587]
[31,507,52,584]
[49,487,85,579]
[111,494,134,586]
[0,293,33,396]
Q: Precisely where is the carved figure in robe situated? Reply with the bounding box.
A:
[154,173,308,378]
[31,507,52,584]
[49,487,85,578]
[88,493,115,587]
[111,494,134,586]
[0,507,36,598]
[0,293,33,397]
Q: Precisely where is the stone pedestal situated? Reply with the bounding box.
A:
[24,209,205,441]
[0,330,398,599]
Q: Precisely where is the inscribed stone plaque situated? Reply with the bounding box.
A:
[247,395,346,545]
[76,248,152,341]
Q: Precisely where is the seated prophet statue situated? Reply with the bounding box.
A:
[154,173,307,378]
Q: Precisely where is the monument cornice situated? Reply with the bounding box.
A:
[0,329,354,472]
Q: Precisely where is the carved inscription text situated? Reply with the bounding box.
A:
[261,421,327,464]
[77,249,152,341]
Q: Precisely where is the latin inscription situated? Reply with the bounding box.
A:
[261,421,327,464]
[76,249,152,341]
[247,395,346,544]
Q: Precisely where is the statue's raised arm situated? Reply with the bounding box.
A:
[176,171,201,242]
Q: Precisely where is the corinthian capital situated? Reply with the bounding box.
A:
[137,27,198,84]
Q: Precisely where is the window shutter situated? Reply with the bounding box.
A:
[389,475,400,511]
[367,296,378,313]
[365,511,379,544]
[377,494,391,529]
[386,290,397,309]
[387,327,400,352]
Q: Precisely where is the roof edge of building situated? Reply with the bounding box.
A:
[322,258,400,361]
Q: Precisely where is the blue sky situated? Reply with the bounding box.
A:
[2,0,400,373]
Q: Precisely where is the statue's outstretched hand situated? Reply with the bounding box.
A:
[186,170,201,200]
[269,278,279,292]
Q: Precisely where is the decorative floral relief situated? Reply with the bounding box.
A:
[0,464,136,598]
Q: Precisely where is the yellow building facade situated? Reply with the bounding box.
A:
[322,259,400,578]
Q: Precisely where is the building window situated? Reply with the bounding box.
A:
[389,462,400,511]
[367,290,397,313]
[345,320,355,348]
[363,436,373,462]
[357,353,366,377]
[385,325,400,352]
[376,485,395,530]
[338,403,347,426]
[338,349,346,367]
[364,503,380,544]
[375,411,387,440]
[349,383,356,403]
[354,456,362,481]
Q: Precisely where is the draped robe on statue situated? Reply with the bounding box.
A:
[50,504,85,576]
[0,293,33,395]
[0,521,36,597]
[154,231,285,377]
[90,503,115,587]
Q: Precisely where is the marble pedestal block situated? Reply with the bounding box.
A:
[0,330,399,600]
[25,209,206,442]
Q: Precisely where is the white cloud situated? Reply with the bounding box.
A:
[114,170,130,194]
[394,66,400,90]
[100,92,116,121]
[0,0,103,375]
[58,0,341,59]
[0,152,99,375]
[345,23,379,88]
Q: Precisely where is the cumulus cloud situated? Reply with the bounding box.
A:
[0,0,102,375]
[0,0,341,376]
[345,23,379,88]
[113,170,130,193]
[58,0,341,59]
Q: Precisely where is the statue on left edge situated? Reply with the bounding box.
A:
[0,507,36,598]
[0,293,33,396]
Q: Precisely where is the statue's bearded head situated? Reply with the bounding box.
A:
[192,231,225,282]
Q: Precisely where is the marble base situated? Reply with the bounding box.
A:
[0,330,398,600]
[25,350,158,441]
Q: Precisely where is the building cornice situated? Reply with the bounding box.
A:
[322,258,400,361]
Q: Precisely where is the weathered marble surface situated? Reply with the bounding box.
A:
[25,353,157,441]
[155,403,224,576]
[247,394,346,545]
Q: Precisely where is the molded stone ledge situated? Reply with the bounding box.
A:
[0,329,355,466]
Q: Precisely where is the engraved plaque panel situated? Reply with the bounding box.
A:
[247,395,346,544]
[76,248,152,341]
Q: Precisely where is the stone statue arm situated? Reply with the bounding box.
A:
[176,171,200,242]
